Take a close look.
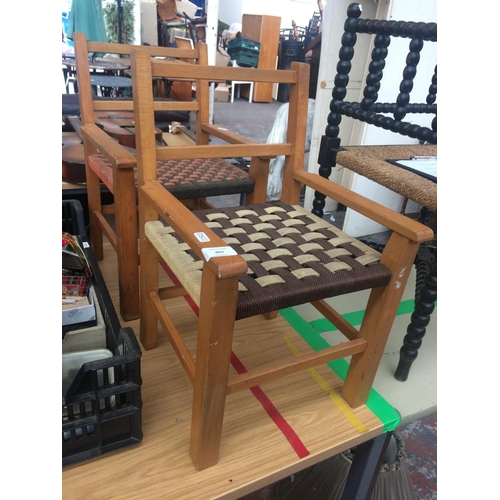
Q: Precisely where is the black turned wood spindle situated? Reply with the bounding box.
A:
[394,255,437,382]
[394,37,424,121]
[312,4,362,218]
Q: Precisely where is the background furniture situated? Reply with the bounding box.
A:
[241,14,281,102]
[74,33,254,321]
[229,60,254,103]
[310,3,437,382]
[62,200,142,467]
[230,79,254,102]
[132,49,432,470]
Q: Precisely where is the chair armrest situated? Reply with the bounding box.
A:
[296,170,434,243]
[81,123,137,169]
[141,180,248,279]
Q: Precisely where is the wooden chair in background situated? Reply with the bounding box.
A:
[74,32,254,321]
[131,49,434,470]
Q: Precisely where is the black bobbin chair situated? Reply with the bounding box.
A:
[311,3,437,381]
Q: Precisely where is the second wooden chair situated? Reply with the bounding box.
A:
[75,33,255,320]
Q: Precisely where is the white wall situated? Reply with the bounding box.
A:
[219,0,326,31]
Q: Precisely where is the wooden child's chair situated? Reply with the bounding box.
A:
[74,33,254,321]
[132,48,434,470]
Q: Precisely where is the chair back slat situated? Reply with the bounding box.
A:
[151,62,298,84]
[73,32,206,128]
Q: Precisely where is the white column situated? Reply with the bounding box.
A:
[206,0,219,123]
[133,0,141,44]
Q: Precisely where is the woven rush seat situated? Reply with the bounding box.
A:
[88,154,255,199]
[145,202,392,320]
[337,145,437,212]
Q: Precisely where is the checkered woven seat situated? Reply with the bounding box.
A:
[88,154,254,199]
[145,202,392,320]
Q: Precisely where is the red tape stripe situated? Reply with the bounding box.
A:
[159,261,310,459]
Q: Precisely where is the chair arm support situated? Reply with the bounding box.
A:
[201,123,257,145]
[141,180,248,279]
[295,170,433,243]
[81,123,137,169]
[156,143,290,161]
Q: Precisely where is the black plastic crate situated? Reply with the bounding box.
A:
[62,200,143,467]
[62,199,87,238]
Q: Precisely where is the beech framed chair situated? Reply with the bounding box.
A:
[74,33,255,321]
[131,48,433,470]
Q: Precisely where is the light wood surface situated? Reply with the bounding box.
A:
[62,244,386,499]
[241,15,281,102]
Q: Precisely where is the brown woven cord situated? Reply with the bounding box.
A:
[88,154,254,199]
[89,155,114,193]
[146,202,392,320]
[337,145,437,212]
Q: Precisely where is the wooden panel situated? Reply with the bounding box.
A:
[242,15,281,102]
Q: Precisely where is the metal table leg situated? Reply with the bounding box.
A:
[340,432,392,500]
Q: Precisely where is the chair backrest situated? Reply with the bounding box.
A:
[312,3,437,217]
[328,3,437,146]
[73,32,208,131]
[130,48,311,204]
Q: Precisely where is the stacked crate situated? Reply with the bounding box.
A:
[227,38,260,67]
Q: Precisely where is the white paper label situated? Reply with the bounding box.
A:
[202,246,237,261]
[194,232,210,242]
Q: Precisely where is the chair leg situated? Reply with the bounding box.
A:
[114,168,140,321]
[246,157,271,204]
[85,160,104,261]
[190,267,239,470]
[342,233,419,407]
[139,232,160,350]
[264,310,278,320]
[394,256,437,381]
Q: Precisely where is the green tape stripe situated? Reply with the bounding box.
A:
[279,307,401,432]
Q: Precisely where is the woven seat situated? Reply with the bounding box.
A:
[88,154,254,199]
[146,202,391,319]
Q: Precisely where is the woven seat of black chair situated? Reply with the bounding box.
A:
[88,154,255,199]
[145,202,392,320]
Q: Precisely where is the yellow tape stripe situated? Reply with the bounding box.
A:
[283,334,369,434]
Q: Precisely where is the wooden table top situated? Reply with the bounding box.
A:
[62,56,131,71]
[62,244,398,500]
